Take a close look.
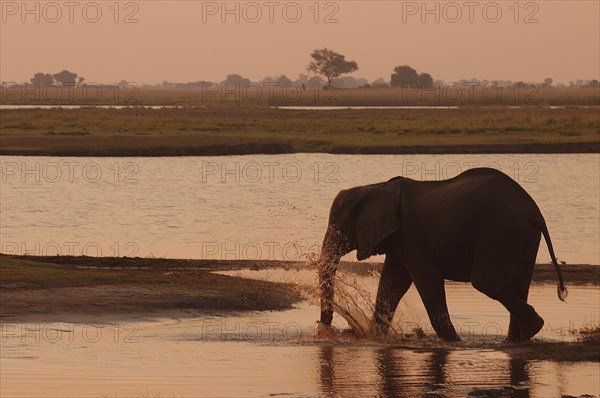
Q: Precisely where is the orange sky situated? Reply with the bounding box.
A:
[1,1,598,84]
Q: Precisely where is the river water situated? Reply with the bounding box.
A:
[1,153,598,264]
[1,153,599,397]
[1,281,599,397]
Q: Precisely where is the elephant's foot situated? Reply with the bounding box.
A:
[314,321,338,338]
[504,334,523,344]
[429,318,461,342]
[371,322,393,339]
[436,324,461,342]
[518,313,544,341]
[372,311,393,336]
[504,313,544,343]
[505,315,524,343]
[424,298,461,342]
[496,291,544,341]
[504,333,524,344]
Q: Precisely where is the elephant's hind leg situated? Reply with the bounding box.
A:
[472,239,542,341]
[504,244,539,342]
[506,263,534,342]
[506,289,530,342]
[373,255,412,335]
[497,290,543,340]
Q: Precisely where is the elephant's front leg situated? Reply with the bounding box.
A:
[423,295,460,342]
[373,255,412,335]
[412,266,461,342]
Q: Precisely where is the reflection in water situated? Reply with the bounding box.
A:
[319,346,336,398]
[510,357,531,398]
[374,348,424,397]
[317,346,541,398]
[1,310,598,397]
[376,348,450,398]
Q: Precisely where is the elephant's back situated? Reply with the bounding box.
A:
[445,167,537,211]
[405,167,542,243]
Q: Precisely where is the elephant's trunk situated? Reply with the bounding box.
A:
[318,227,342,325]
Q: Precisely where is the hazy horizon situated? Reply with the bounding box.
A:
[1,1,599,85]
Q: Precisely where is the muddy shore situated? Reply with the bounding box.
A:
[1,254,597,323]
[1,254,598,362]
[0,255,302,324]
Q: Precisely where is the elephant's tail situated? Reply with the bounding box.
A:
[540,223,568,302]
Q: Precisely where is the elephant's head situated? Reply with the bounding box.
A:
[318,178,403,327]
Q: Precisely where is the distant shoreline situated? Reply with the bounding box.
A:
[3,254,598,284]
[2,142,598,157]
[2,106,598,157]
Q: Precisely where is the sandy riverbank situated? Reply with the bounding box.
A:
[0,255,301,324]
[1,254,598,362]
[1,254,597,323]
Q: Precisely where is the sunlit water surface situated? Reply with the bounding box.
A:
[1,154,598,264]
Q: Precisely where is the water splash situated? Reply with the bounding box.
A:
[218,254,428,341]
[303,255,426,340]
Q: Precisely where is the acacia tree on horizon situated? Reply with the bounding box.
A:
[29,70,84,86]
[390,65,434,89]
[307,48,358,88]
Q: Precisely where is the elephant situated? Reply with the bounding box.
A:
[316,167,567,342]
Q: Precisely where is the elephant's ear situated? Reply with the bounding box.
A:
[355,185,401,261]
